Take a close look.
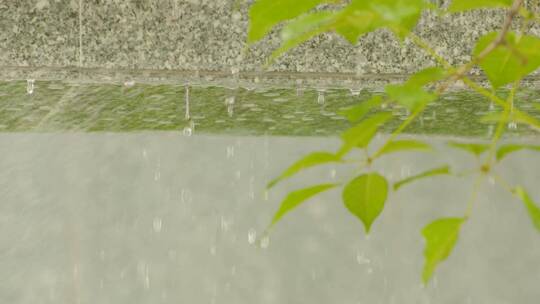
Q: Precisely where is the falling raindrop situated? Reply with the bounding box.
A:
[317,89,326,105]
[260,235,270,249]
[226,145,235,158]
[153,217,162,233]
[356,252,371,265]
[400,165,411,178]
[247,229,257,244]
[27,79,35,95]
[330,169,337,179]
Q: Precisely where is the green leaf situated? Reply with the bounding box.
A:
[394,165,451,191]
[247,0,328,43]
[378,139,432,157]
[513,187,540,232]
[406,67,448,87]
[422,217,465,284]
[271,11,337,60]
[267,152,342,189]
[338,112,393,156]
[474,32,540,89]
[448,142,489,157]
[271,184,338,226]
[333,0,428,43]
[339,95,383,122]
[448,0,512,12]
[385,83,437,111]
[342,173,388,233]
[496,144,540,161]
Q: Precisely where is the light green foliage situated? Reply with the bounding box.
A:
[422,217,465,284]
[251,0,540,285]
[377,139,432,157]
[338,112,392,156]
[513,187,540,232]
[271,184,339,226]
[406,67,448,87]
[497,144,540,161]
[394,165,451,190]
[247,0,329,43]
[249,0,430,60]
[448,142,489,156]
[267,152,342,189]
[272,11,337,60]
[342,173,389,233]
[385,83,437,111]
[339,95,383,122]
[474,32,540,89]
[448,0,512,12]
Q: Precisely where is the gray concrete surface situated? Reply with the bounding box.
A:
[0,133,539,303]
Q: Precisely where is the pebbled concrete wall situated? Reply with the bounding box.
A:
[0,0,539,84]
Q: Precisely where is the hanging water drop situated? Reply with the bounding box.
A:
[27,79,35,95]
[184,85,191,120]
[317,90,325,105]
[247,228,257,244]
[225,96,235,117]
[349,88,361,96]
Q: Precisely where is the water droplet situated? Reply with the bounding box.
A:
[317,90,325,105]
[508,121,518,130]
[489,102,495,111]
[488,176,495,185]
[142,149,148,159]
[226,145,235,158]
[153,217,162,233]
[210,245,217,255]
[263,190,269,201]
[260,235,270,249]
[356,252,371,265]
[154,170,161,181]
[366,267,374,274]
[124,80,135,87]
[247,229,257,244]
[27,79,35,95]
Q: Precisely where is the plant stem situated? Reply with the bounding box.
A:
[372,104,426,160]
[464,175,483,219]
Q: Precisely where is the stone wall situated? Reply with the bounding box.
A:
[1,0,539,86]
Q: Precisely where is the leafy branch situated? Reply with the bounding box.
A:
[246,0,540,284]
